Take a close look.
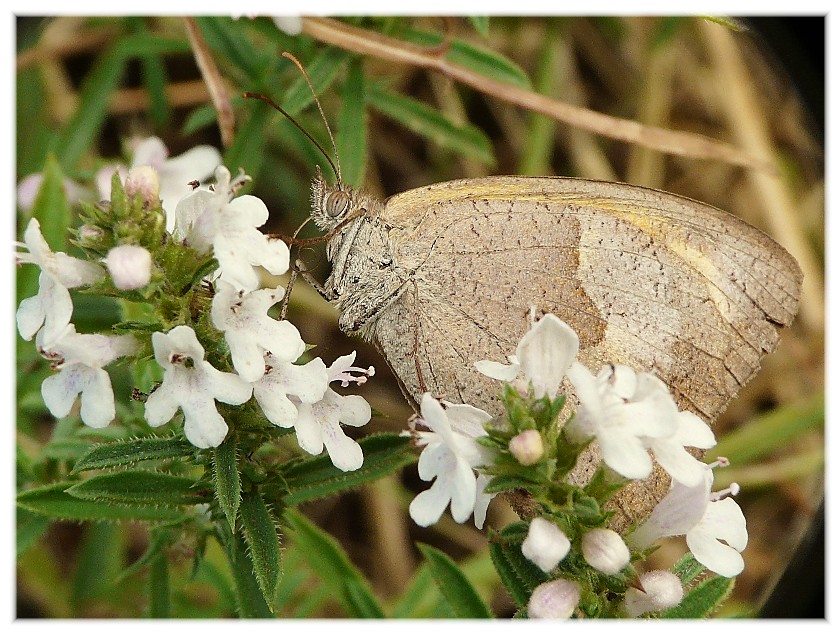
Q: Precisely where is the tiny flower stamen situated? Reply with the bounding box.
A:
[710,482,740,502]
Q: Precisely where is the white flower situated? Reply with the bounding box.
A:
[647,410,717,487]
[623,570,684,617]
[210,281,305,382]
[288,352,373,472]
[273,16,303,35]
[407,393,494,527]
[475,313,579,399]
[521,517,571,572]
[37,324,138,428]
[253,353,329,427]
[97,136,221,225]
[104,244,153,290]
[15,218,105,344]
[472,474,495,530]
[581,528,630,575]
[628,464,748,577]
[565,363,677,480]
[508,429,544,466]
[175,166,290,291]
[144,325,252,448]
[527,579,580,619]
[17,173,85,212]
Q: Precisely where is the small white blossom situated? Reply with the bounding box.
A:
[475,313,579,399]
[407,393,494,527]
[565,363,677,480]
[521,517,571,572]
[97,136,221,224]
[527,579,580,619]
[15,218,105,344]
[253,353,329,427]
[175,166,290,291]
[145,325,252,448]
[211,281,305,382]
[289,352,372,472]
[508,429,544,466]
[623,570,684,617]
[581,528,630,575]
[105,244,153,290]
[37,324,138,428]
[647,410,717,486]
[628,463,748,577]
[17,173,85,211]
[273,16,303,35]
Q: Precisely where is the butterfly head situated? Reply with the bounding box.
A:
[310,165,359,231]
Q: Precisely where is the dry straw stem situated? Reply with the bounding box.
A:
[699,21,824,332]
[182,17,235,148]
[300,16,773,173]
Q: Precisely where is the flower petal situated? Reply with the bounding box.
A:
[516,314,579,398]
[78,368,116,428]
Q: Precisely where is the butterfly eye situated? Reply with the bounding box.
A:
[325,190,351,218]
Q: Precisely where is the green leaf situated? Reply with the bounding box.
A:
[286,509,385,618]
[194,16,270,82]
[67,471,209,506]
[487,523,549,608]
[336,58,367,188]
[17,482,188,522]
[43,438,92,461]
[114,529,173,583]
[71,436,196,473]
[400,28,531,89]
[16,509,51,557]
[468,16,490,38]
[281,433,416,506]
[239,489,281,607]
[224,100,269,182]
[417,543,493,618]
[182,103,218,136]
[229,530,274,618]
[147,548,171,617]
[282,47,350,117]
[483,474,541,495]
[214,435,241,531]
[366,83,495,165]
[56,48,126,168]
[660,575,735,618]
[671,553,707,585]
[71,522,122,605]
[28,153,71,251]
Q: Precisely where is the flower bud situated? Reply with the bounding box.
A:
[508,429,544,465]
[105,245,152,290]
[527,579,580,619]
[124,165,160,206]
[581,528,630,575]
[623,570,684,617]
[521,517,570,573]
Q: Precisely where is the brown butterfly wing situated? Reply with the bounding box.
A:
[371,176,802,423]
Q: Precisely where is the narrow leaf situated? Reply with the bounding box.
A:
[487,523,549,608]
[28,153,71,251]
[336,58,367,188]
[282,433,416,506]
[67,471,209,506]
[671,553,706,585]
[193,16,270,81]
[56,48,125,168]
[229,531,274,618]
[18,482,188,522]
[148,550,171,618]
[417,543,493,618]
[282,47,350,116]
[660,575,735,618]
[468,16,490,37]
[367,83,495,165]
[224,100,269,182]
[16,509,51,557]
[71,523,122,605]
[71,436,196,473]
[114,529,172,584]
[213,434,241,531]
[239,489,281,607]
[286,509,384,618]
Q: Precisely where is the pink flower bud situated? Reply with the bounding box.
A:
[623,570,684,617]
[124,166,160,205]
[508,429,544,465]
[105,245,152,290]
[527,579,580,619]
[522,517,571,572]
[581,528,630,575]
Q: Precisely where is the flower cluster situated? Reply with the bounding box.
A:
[15,140,373,471]
[403,312,748,618]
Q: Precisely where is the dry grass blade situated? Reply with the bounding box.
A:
[301,16,773,173]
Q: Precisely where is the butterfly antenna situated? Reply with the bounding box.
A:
[282,51,342,183]
[242,91,341,182]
